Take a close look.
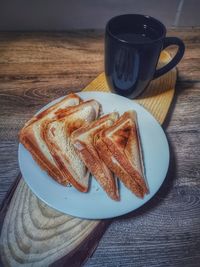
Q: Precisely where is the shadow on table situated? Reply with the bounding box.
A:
[115,138,176,221]
[114,77,184,221]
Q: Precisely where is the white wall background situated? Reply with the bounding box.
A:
[0,0,199,31]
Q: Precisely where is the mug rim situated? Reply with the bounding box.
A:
[106,14,167,44]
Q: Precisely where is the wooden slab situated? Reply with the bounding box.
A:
[0,51,176,267]
[0,175,108,267]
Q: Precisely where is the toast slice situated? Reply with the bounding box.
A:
[71,113,120,201]
[96,111,148,197]
[43,100,100,192]
[19,93,81,185]
[94,131,144,198]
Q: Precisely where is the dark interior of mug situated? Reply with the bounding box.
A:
[107,14,166,43]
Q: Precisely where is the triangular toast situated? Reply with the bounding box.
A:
[71,113,120,200]
[95,111,148,197]
[94,130,144,198]
[43,100,100,192]
[19,93,81,184]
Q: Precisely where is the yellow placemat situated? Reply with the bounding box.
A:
[83,50,177,125]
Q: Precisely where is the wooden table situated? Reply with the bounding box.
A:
[0,28,200,266]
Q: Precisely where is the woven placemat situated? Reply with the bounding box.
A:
[0,51,176,267]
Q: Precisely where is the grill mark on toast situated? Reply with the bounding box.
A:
[41,100,100,192]
[95,131,144,198]
[72,113,120,200]
[42,121,89,192]
[74,140,119,201]
[19,93,82,185]
[112,122,132,150]
[100,111,148,194]
[22,93,81,129]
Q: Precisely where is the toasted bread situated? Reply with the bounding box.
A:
[19,93,81,185]
[23,93,82,129]
[97,111,148,196]
[94,130,144,198]
[71,113,120,201]
[43,100,100,192]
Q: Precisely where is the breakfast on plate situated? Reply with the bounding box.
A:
[19,93,148,201]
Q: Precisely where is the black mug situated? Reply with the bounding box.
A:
[105,14,185,98]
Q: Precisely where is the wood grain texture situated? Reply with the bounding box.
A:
[0,50,176,266]
[0,176,108,267]
[0,28,200,266]
[0,50,176,267]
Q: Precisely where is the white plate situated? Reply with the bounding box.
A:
[18,92,169,219]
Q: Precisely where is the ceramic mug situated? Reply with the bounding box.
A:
[105,14,185,98]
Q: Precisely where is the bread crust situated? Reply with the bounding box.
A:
[22,93,82,129]
[42,120,89,192]
[55,99,100,120]
[20,126,68,185]
[42,100,101,192]
[19,93,82,185]
[100,111,148,194]
[94,131,144,198]
[72,113,120,201]
[71,112,119,140]
[74,141,119,201]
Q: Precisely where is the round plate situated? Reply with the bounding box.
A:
[18,92,169,219]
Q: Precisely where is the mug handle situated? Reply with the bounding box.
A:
[153,37,185,79]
